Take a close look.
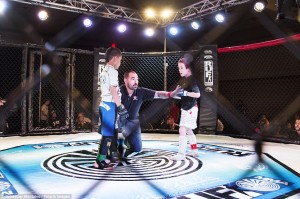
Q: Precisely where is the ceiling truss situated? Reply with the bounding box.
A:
[11,0,252,26]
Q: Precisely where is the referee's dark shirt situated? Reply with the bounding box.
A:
[120,85,155,120]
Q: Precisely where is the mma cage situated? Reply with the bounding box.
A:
[0,37,300,145]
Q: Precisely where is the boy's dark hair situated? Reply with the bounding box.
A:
[105,47,122,62]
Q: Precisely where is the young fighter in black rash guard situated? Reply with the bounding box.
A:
[170,55,201,161]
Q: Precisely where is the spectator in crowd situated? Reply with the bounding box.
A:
[166,114,179,130]
[237,99,247,116]
[216,119,224,134]
[40,100,50,127]
[168,101,180,124]
[0,98,6,133]
[75,112,92,130]
[160,102,180,130]
[295,113,300,136]
[5,104,21,134]
[140,114,154,130]
[257,114,270,133]
[280,121,296,139]
[0,98,6,106]
[48,104,55,118]
[49,111,61,128]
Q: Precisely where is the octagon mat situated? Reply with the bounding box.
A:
[0,140,299,199]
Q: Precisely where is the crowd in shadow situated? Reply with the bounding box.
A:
[254,113,300,140]
[1,97,300,139]
[38,99,92,131]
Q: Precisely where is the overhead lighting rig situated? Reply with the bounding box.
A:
[10,0,252,26]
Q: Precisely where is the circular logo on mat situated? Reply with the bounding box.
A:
[42,148,202,181]
[236,178,280,192]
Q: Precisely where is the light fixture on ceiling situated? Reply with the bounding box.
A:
[145,8,155,18]
[38,10,49,21]
[253,0,268,12]
[117,24,127,33]
[190,20,200,30]
[215,11,226,23]
[144,28,155,37]
[83,17,92,27]
[161,9,173,19]
[169,26,178,36]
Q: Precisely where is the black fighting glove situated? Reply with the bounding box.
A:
[117,104,129,122]
[117,104,129,117]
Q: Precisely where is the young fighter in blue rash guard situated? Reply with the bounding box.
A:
[94,47,128,169]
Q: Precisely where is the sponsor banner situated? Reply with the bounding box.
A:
[204,60,213,86]
[198,45,218,133]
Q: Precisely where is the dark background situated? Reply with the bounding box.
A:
[0,0,300,52]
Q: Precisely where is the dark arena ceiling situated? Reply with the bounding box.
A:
[0,0,299,52]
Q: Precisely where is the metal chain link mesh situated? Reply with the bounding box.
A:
[73,52,94,131]
[218,42,300,139]
[0,44,23,134]
[0,40,299,143]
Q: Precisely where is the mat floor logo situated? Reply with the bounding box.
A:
[0,171,18,196]
[42,148,203,181]
[185,175,292,199]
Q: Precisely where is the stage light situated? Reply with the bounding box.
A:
[0,0,7,14]
[145,8,155,18]
[254,0,267,12]
[144,28,155,37]
[161,9,172,19]
[169,26,178,36]
[215,12,225,23]
[83,18,92,27]
[118,24,127,33]
[45,42,55,52]
[191,21,200,30]
[38,10,49,21]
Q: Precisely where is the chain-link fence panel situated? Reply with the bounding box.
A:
[218,41,300,141]
[119,53,169,130]
[72,51,94,132]
[1,39,299,145]
[0,43,23,135]
[116,51,209,132]
[28,50,71,133]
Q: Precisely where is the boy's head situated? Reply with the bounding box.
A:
[105,47,122,69]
